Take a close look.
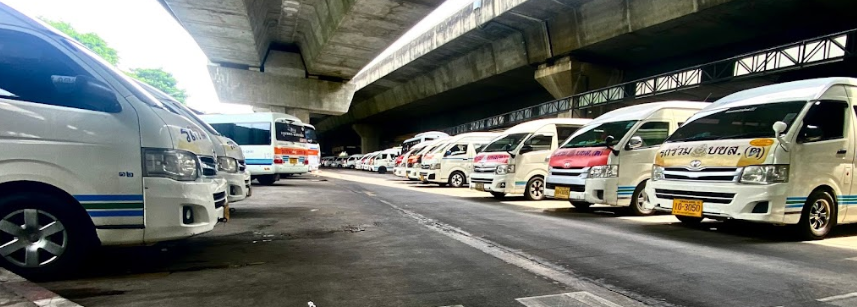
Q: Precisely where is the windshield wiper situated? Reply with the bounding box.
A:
[667,135,718,143]
[715,131,772,140]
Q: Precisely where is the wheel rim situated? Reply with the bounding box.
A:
[636,190,651,213]
[452,174,463,187]
[0,209,68,268]
[530,179,544,198]
[809,199,831,232]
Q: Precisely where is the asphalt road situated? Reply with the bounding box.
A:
[40,169,857,307]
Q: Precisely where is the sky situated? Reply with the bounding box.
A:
[2,0,472,114]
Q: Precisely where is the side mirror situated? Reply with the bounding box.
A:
[52,75,121,112]
[519,144,534,154]
[799,125,823,143]
[604,135,619,155]
[626,136,644,150]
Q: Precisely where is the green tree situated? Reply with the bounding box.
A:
[40,18,120,66]
[127,68,188,104]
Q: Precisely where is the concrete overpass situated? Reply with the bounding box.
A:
[159,0,444,122]
[315,0,857,153]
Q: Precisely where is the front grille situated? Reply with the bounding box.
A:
[213,191,227,208]
[238,160,246,171]
[474,166,496,173]
[550,167,586,177]
[470,178,493,184]
[654,188,735,204]
[421,164,431,170]
[200,156,218,177]
[663,167,740,182]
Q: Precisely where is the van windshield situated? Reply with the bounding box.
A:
[667,101,806,143]
[275,122,306,142]
[482,133,529,152]
[304,126,318,144]
[210,122,271,145]
[562,120,638,148]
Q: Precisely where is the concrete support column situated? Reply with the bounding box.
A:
[535,56,622,117]
[352,124,381,154]
[285,108,310,123]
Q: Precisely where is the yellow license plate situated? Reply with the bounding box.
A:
[419,174,425,181]
[554,186,570,200]
[475,183,485,191]
[223,204,230,221]
[289,158,298,164]
[672,199,703,217]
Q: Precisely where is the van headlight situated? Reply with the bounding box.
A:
[652,165,665,181]
[218,156,239,173]
[740,165,789,184]
[431,163,442,170]
[588,165,619,178]
[495,165,515,175]
[143,148,199,181]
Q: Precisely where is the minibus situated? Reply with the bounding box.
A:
[419,132,498,187]
[395,142,430,178]
[545,101,708,214]
[303,123,321,172]
[470,118,591,200]
[645,78,857,240]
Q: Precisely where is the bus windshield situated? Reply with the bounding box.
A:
[275,122,306,143]
[210,122,271,145]
[562,120,638,148]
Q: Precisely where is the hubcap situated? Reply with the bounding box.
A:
[452,174,463,187]
[0,209,67,268]
[530,179,544,198]
[809,199,830,231]
[636,190,650,212]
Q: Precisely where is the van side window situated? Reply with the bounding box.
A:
[556,126,580,143]
[0,29,105,112]
[525,134,553,151]
[446,144,468,156]
[633,122,670,147]
[800,100,847,142]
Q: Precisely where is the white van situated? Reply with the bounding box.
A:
[361,152,379,171]
[545,101,708,214]
[202,113,309,185]
[395,142,430,178]
[0,5,226,277]
[138,82,252,203]
[345,154,363,168]
[470,118,591,200]
[407,139,448,181]
[402,131,449,153]
[645,78,857,240]
[371,148,401,174]
[303,123,321,172]
[420,132,498,187]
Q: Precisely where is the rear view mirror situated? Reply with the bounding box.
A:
[52,75,121,112]
[519,144,534,154]
[626,136,644,150]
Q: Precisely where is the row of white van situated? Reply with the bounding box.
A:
[0,4,256,278]
[395,77,857,240]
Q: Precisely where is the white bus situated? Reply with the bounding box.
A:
[302,123,321,172]
[402,131,449,153]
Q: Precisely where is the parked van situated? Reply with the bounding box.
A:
[202,113,309,185]
[545,102,708,214]
[0,4,226,277]
[345,154,363,168]
[371,148,401,174]
[395,142,430,178]
[362,152,379,171]
[138,81,253,203]
[420,132,498,187]
[402,131,449,153]
[470,118,591,200]
[303,123,321,172]
[645,78,857,239]
[407,139,449,181]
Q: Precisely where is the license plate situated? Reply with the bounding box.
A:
[672,199,703,217]
[223,204,230,221]
[475,183,485,191]
[419,174,425,181]
[289,158,298,164]
[554,186,570,200]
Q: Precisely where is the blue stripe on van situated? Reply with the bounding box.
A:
[74,195,143,202]
[88,210,144,217]
[246,159,274,165]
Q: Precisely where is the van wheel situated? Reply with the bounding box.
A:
[378,167,387,174]
[571,202,591,210]
[795,191,836,240]
[676,215,704,225]
[491,192,506,199]
[628,181,653,216]
[449,172,466,188]
[0,193,93,280]
[257,175,278,186]
[524,177,545,201]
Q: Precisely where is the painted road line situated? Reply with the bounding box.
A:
[617,215,683,224]
[804,236,857,251]
[819,292,857,307]
[517,292,623,307]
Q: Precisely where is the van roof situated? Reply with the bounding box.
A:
[707,77,857,111]
[200,112,304,124]
[504,118,592,134]
[588,101,710,124]
[444,132,499,143]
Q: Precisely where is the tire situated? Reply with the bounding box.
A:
[571,202,591,210]
[257,175,278,186]
[628,181,654,216]
[795,190,836,240]
[675,215,704,225]
[378,166,387,174]
[491,192,506,199]
[448,172,466,188]
[0,192,95,280]
[524,177,546,201]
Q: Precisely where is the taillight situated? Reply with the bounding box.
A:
[274,157,284,164]
[303,159,309,165]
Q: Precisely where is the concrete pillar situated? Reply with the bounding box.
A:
[352,124,381,154]
[535,56,622,118]
[285,108,310,123]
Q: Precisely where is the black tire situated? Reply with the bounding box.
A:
[0,192,95,280]
[675,215,704,225]
[628,181,654,216]
[448,172,466,188]
[378,166,387,174]
[524,176,546,201]
[571,202,591,210]
[256,175,278,186]
[795,190,836,240]
[491,192,506,199]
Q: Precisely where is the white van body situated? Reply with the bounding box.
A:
[201,112,309,185]
[644,78,857,239]
[303,123,321,172]
[371,148,401,173]
[470,118,591,200]
[545,101,708,214]
[407,139,448,181]
[420,132,499,187]
[345,154,363,168]
[402,131,449,153]
[395,142,430,178]
[138,82,252,203]
[0,5,225,276]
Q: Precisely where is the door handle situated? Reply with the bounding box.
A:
[837,149,847,154]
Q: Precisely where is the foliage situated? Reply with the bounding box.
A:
[127,68,188,104]
[41,18,120,66]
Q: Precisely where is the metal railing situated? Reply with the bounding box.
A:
[443,29,855,135]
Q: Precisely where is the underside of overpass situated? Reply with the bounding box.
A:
[317,0,857,154]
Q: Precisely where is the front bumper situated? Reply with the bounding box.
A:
[394,166,406,177]
[221,171,250,202]
[419,169,440,183]
[469,173,520,194]
[406,167,420,180]
[546,176,622,206]
[276,163,308,174]
[644,180,793,224]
